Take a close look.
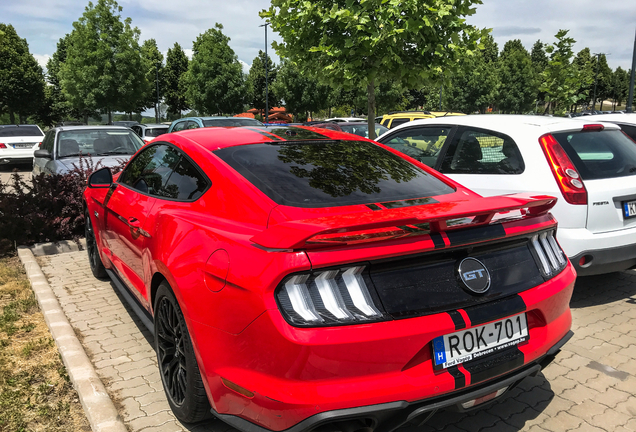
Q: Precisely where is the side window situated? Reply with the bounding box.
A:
[185,121,199,130]
[381,118,390,127]
[42,131,55,153]
[619,124,636,142]
[389,118,410,129]
[119,144,181,195]
[158,158,208,200]
[131,126,142,137]
[440,129,524,174]
[172,121,187,132]
[381,127,452,167]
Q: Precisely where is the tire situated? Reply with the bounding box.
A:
[85,208,108,279]
[154,282,211,423]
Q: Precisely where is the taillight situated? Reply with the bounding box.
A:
[0,143,6,149]
[276,266,385,326]
[529,230,568,277]
[38,142,42,148]
[539,133,587,205]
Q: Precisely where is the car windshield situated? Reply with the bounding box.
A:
[202,118,264,127]
[552,129,636,180]
[146,128,168,137]
[0,126,43,137]
[57,129,143,158]
[340,123,389,138]
[214,140,454,208]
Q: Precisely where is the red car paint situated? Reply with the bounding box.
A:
[84,126,575,432]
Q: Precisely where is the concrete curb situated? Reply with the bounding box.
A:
[30,238,87,257]
[18,247,128,432]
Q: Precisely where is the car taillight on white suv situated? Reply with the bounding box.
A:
[539,133,587,205]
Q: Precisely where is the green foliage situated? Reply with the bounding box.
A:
[0,23,46,123]
[539,30,589,115]
[164,43,189,116]
[140,39,164,116]
[594,54,613,110]
[182,24,246,115]
[246,50,280,111]
[611,67,629,108]
[60,0,148,121]
[273,59,330,118]
[573,48,595,109]
[444,35,498,113]
[261,0,487,138]
[498,39,536,113]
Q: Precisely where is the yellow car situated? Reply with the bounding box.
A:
[380,111,465,129]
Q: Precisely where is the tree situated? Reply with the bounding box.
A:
[572,48,595,110]
[0,24,45,123]
[261,0,487,139]
[246,50,280,115]
[60,0,148,123]
[481,34,499,64]
[497,40,536,113]
[141,39,164,122]
[444,36,498,113]
[530,40,548,110]
[272,59,330,120]
[182,24,246,115]
[611,67,629,109]
[164,43,189,119]
[540,30,588,115]
[594,54,612,110]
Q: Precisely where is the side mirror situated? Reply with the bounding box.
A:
[88,167,113,188]
[34,149,52,159]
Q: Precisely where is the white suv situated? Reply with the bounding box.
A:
[0,125,44,165]
[377,114,636,276]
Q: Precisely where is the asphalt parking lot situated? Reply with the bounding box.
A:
[35,250,636,432]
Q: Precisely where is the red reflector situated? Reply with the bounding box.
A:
[582,124,604,132]
[0,143,6,149]
[579,256,586,266]
[38,142,42,148]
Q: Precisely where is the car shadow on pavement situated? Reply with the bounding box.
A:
[571,270,636,308]
[398,372,553,432]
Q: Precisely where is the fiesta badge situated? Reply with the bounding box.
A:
[458,257,491,294]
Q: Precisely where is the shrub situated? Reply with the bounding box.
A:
[0,156,126,255]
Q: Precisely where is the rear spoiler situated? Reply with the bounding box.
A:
[251,194,557,250]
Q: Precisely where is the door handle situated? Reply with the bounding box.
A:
[127,217,141,228]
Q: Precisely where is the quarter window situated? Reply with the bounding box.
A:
[440,129,524,175]
[380,127,452,167]
[42,131,55,153]
[389,118,410,129]
[172,121,187,132]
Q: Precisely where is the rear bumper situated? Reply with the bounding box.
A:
[558,227,636,275]
[191,264,575,432]
[212,331,573,432]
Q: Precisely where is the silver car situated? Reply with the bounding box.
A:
[33,126,143,176]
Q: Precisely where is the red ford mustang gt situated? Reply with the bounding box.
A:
[83,126,575,432]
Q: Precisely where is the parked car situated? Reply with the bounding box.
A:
[324,117,366,123]
[167,116,263,133]
[33,126,144,176]
[579,113,636,142]
[83,125,574,432]
[380,111,465,129]
[377,114,636,276]
[130,123,169,144]
[0,124,44,165]
[112,120,139,128]
[309,121,389,139]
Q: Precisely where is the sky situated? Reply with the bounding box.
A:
[2,0,635,75]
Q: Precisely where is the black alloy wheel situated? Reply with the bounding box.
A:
[154,282,211,423]
[85,208,107,279]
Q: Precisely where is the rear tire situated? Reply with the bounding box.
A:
[154,282,211,423]
[85,208,107,279]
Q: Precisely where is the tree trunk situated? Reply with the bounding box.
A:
[108,109,112,125]
[9,111,15,124]
[600,100,604,111]
[367,78,376,140]
[83,113,89,125]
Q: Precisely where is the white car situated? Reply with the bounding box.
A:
[324,117,366,123]
[0,124,44,165]
[377,114,636,276]
[577,113,636,142]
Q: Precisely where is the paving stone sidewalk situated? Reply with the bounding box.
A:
[37,251,636,432]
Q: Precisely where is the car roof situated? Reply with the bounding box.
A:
[387,114,622,134]
[579,113,636,125]
[138,124,169,128]
[54,125,132,132]
[168,125,347,151]
[176,116,237,121]
[0,124,41,128]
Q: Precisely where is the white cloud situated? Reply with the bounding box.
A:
[239,60,251,74]
[33,54,51,71]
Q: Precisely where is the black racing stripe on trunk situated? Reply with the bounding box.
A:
[380,197,439,209]
[447,310,466,330]
[430,233,445,249]
[463,347,524,385]
[447,365,466,389]
[464,295,526,327]
[446,223,506,246]
[366,203,382,211]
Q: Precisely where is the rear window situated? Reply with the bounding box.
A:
[202,118,263,127]
[214,141,454,208]
[552,130,636,180]
[146,128,168,137]
[0,126,43,137]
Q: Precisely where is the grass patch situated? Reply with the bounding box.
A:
[0,256,90,432]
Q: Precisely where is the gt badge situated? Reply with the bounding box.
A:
[458,258,491,294]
